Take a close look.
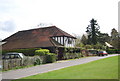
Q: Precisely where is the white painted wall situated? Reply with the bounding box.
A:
[52,36,75,47]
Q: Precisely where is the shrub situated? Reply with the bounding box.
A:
[35,49,49,56]
[35,49,57,63]
[85,45,92,49]
[34,58,42,66]
[106,49,120,54]
[2,48,40,56]
[63,47,81,59]
[46,53,56,63]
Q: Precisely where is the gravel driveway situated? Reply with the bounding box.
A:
[2,54,119,79]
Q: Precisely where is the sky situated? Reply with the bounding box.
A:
[0,0,119,40]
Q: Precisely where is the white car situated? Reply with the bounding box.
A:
[2,52,26,59]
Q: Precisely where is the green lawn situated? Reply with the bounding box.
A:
[22,56,118,79]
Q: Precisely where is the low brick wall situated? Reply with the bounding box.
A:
[2,56,42,71]
[3,58,22,70]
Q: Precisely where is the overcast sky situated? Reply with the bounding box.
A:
[0,0,119,40]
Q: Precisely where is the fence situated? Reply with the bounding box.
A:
[2,56,42,71]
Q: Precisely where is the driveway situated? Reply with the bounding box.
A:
[2,54,119,79]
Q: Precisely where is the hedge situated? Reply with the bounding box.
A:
[46,53,56,63]
[2,48,40,56]
[35,49,57,63]
[106,49,120,54]
[63,47,81,59]
[3,48,57,63]
[35,49,49,56]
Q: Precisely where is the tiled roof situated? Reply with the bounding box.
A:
[2,26,76,50]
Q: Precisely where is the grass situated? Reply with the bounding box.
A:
[20,56,118,79]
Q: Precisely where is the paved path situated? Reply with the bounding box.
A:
[2,54,119,79]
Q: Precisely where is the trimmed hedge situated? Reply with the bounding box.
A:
[2,48,40,56]
[3,48,57,63]
[46,53,56,63]
[63,47,81,59]
[63,53,81,59]
[35,49,49,56]
[35,49,57,63]
[106,49,120,54]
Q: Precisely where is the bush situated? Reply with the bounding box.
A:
[63,53,81,60]
[34,58,42,66]
[106,49,120,54]
[35,49,49,56]
[63,47,81,59]
[46,53,56,63]
[35,49,57,63]
[2,48,40,56]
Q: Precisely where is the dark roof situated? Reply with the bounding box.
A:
[2,26,76,50]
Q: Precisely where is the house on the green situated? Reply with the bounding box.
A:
[2,26,77,59]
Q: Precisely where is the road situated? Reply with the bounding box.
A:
[2,54,119,79]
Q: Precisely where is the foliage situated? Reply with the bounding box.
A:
[118,36,120,49]
[97,33,110,45]
[106,49,120,54]
[3,48,57,64]
[92,43,106,50]
[110,28,119,49]
[34,58,42,66]
[86,18,100,45]
[35,49,57,63]
[82,43,106,50]
[63,47,81,59]
[2,48,40,56]
[81,34,88,45]
[85,19,112,46]
[46,53,56,63]
[35,49,49,56]
[84,45,92,49]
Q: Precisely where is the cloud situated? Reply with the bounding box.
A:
[0,0,17,13]
[0,20,16,32]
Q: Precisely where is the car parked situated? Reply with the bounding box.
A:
[2,52,26,59]
[98,51,108,56]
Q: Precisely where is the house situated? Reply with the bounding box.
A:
[2,26,76,59]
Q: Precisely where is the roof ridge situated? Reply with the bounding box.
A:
[19,26,56,32]
[55,27,65,36]
[54,26,76,38]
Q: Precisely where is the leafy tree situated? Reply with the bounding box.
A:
[110,28,119,49]
[97,33,110,45]
[81,34,88,45]
[84,45,92,49]
[118,35,120,49]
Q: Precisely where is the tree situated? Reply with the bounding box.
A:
[110,28,119,49]
[97,33,110,45]
[73,34,81,47]
[118,34,120,49]
[81,34,88,45]
[86,18,100,45]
